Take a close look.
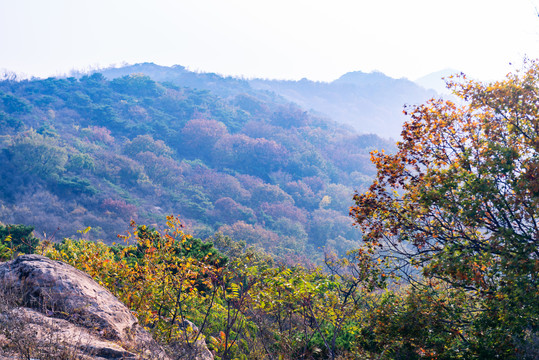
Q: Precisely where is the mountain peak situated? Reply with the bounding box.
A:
[414,68,461,94]
[333,70,390,85]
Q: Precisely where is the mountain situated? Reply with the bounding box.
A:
[96,64,436,139]
[250,71,436,139]
[414,68,460,95]
[0,72,395,262]
[95,62,254,99]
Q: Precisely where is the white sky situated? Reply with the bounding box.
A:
[1,0,539,82]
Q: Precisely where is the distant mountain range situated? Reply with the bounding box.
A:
[95,63,439,139]
[414,68,460,95]
[250,72,436,139]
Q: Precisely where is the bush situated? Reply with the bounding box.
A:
[0,224,40,257]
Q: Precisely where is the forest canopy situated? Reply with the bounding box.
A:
[0,71,394,262]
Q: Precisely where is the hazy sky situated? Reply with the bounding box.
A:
[1,0,539,82]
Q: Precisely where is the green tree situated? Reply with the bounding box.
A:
[111,73,165,97]
[351,63,539,357]
[0,224,39,255]
[7,131,67,180]
[2,93,32,114]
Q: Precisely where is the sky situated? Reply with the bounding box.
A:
[1,0,539,82]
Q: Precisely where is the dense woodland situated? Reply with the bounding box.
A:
[0,70,394,262]
[1,63,538,359]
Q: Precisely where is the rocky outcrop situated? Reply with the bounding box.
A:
[0,255,212,359]
[0,307,141,359]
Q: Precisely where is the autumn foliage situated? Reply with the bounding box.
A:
[40,217,381,359]
[351,61,539,358]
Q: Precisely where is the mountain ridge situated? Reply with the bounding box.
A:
[93,63,438,139]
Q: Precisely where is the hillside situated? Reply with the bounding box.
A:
[0,72,394,262]
[97,63,437,139]
[94,63,255,99]
[0,63,536,360]
[414,68,460,95]
[250,71,437,139]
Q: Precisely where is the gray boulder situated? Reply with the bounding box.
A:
[0,254,211,359]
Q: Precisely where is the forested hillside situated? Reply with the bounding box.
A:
[0,72,394,261]
[97,63,437,139]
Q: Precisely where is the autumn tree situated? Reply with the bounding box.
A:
[181,119,228,158]
[350,63,539,357]
[123,134,173,158]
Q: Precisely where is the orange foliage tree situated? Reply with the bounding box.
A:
[351,62,539,357]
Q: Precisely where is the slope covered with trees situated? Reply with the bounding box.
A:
[97,63,437,139]
[0,71,394,261]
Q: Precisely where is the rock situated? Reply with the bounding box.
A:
[0,255,176,359]
[1,307,138,359]
[179,319,199,333]
[167,318,213,360]
[168,337,214,360]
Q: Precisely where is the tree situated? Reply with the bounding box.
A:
[7,131,67,180]
[210,197,256,225]
[123,134,173,158]
[46,216,224,357]
[181,119,228,158]
[110,74,165,97]
[0,224,39,256]
[218,221,280,250]
[350,62,539,357]
[1,94,32,114]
